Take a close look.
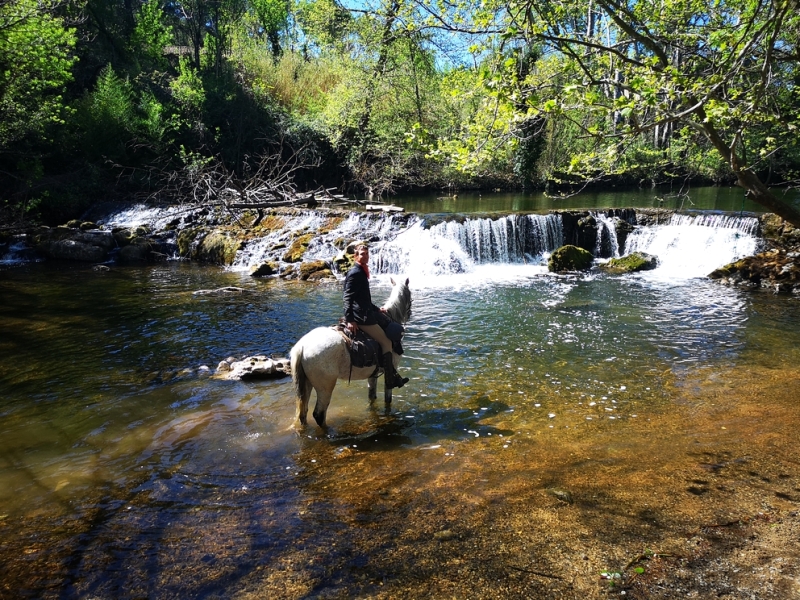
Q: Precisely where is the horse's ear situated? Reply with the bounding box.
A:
[405,278,409,286]
[390,277,396,285]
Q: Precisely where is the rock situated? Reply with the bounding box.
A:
[299,260,331,280]
[709,247,800,293]
[192,286,249,295]
[195,231,242,265]
[282,233,314,263]
[118,240,151,263]
[548,245,594,272]
[214,356,291,380]
[599,252,659,274]
[38,238,108,262]
[250,262,277,277]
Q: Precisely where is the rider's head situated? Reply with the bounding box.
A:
[354,244,369,265]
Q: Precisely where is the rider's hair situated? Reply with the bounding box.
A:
[354,244,369,253]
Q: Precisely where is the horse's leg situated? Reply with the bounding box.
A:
[368,375,378,401]
[312,379,336,428]
[296,383,312,426]
[384,380,393,405]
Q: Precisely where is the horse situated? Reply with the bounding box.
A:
[290,277,411,428]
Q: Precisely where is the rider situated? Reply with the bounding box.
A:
[343,244,409,389]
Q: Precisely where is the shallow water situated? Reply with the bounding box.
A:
[2,229,800,597]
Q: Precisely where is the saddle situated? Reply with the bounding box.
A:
[334,318,404,370]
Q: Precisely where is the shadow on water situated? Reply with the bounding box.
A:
[302,397,518,453]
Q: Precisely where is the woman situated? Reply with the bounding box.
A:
[343,244,409,389]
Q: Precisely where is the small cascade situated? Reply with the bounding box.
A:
[1,239,41,266]
[624,213,761,278]
[428,214,563,265]
[593,213,621,258]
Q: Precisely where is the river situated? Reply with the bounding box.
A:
[1,188,799,599]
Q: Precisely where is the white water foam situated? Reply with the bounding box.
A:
[624,214,760,280]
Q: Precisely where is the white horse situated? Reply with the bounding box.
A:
[290,277,411,428]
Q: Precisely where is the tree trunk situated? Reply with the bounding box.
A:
[699,117,800,227]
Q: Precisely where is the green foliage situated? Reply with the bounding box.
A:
[170,56,206,116]
[250,0,290,56]
[130,0,173,68]
[7,0,800,226]
[294,0,354,52]
[0,0,77,150]
[80,64,136,157]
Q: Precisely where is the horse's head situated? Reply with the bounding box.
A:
[383,277,411,324]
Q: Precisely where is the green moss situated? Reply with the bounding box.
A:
[177,228,201,257]
[282,233,314,262]
[299,260,332,280]
[196,231,242,265]
[599,252,658,274]
[548,245,594,272]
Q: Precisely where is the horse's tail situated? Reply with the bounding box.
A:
[290,341,309,399]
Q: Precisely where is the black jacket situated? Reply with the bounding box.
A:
[343,264,380,325]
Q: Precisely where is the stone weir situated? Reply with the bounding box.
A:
[2,206,798,293]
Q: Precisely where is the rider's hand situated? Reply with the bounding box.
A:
[347,321,359,334]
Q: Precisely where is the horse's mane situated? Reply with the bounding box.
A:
[383,278,411,324]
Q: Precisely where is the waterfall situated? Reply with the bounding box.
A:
[624,213,761,279]
[26,204,764,283]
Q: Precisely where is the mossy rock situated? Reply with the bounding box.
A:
[333,253,355,274]
[283,233,314,263]
[548,245,594,272]
[319,216,345,233]
[65,219,82,229]
[196,231,242,265]
[306,269,334,281]
[257,214,286,232]
[299,260,331,280]
[599,252,659,274]
[760,214,785,240]
[177,228,202,257]
[112,228,137,247]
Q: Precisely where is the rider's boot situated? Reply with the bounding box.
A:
[382,352,409,389]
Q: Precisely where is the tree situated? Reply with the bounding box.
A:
[130,0,174,67]
[494,0,800,225]
[0,0,76,152]
[250,0,289,56]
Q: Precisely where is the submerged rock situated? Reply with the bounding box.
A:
[548,245,594,273]
[599,252,659,274]
[214,356,291,380]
